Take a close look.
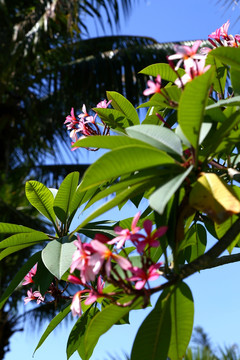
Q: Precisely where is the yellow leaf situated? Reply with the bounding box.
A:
[189,173,240,224]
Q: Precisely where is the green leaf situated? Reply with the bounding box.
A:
[126,125,183,156]
[72,135,156,151]
[215,215,240,253]
[178,68,214,151]
[67,307,99,360]
[80,145,175,192]
[138,86,181,109]
[131,288,172,360]
[139,63,185,82]
[0,242,40,261]
[41,236,76,279]
[74,181,151,236]
[149,166,193,214]
[93,108,134,133]
[0,251,41,309]
[34,258,54,294]
[84,296,143,360]
[69,186,100,223]
[209,46,240,69]
[205,96,240,110]
[205,55,227,95]
[53,172,79,224]
[25,181,56,227]
[106,91,139,125]
[0,222,38,234]
[168,282,194,360]
[183,224,207,262]
[84,167,175,211]
[34,302,71,355]
[0,231,49,249]
[231,68,240,96]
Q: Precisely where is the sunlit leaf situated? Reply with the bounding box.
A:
[106,91,140,125]
[189,173,240,224]
[42,236,76,279]
[139,63,185,82]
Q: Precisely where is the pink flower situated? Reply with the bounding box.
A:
[127,263,163,290]
[22,264,37,285]
[168,41,204,70]
[97,99,112,108]
[175,58,211,88]
[135,220,168,253]
[89,240,131,277]
[24,288,44,305]
[108,211,141,248]
[79,104,97,124]
[143,75,162,96]
[220,20,230,39]
[85,277,105,305]
[70,235,95,284]
[70,290,89,317]
[64,108,79,130]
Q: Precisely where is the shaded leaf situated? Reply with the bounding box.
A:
[107,91,140,125]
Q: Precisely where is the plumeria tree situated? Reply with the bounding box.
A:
[1,21,240,359]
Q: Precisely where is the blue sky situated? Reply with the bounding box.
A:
[5,1,240,360]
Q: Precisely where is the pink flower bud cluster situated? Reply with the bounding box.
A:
[23,264,45,305]
[68,212,168,317]
[64,100,111,151]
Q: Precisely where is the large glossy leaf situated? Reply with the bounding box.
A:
[73,135,156,150]
[178,68,214,151]
[67,308,99,360]
[215,215,240,253]
[167,282,194,360]
[25,181,56,227]
[149,166,193,214]
[0,222,38,234]
[139,63,185,82]
[79,145,175,192]
[41,236,76,279]
[84,296,143,360]
[106,91,140,125]
[69,186,100,223]
[131,282,193,360]
[189,173,240,224]
[0,231,49,249]
[126,125,183,156]
[209,46,240,69]
[53,172,79,224]
[34,302,71,354]
[0,251,41,309]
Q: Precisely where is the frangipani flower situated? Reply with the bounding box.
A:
[168,41,204,70]
[70,290,89,317]
[22,264,37,285]
[127,263,163,290]
[135,220,168,253]
[175,58,211,88]
[143,75,162,96]
[24,288,44,305]
[89,240,132,277]
[85,277,105,305]
[70,235,95,284]
[97,99,112,108]
[108,211,141,248]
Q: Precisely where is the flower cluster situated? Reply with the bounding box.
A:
[208,20,240,48]
[68,213,167,316]
[64,100,111,150]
